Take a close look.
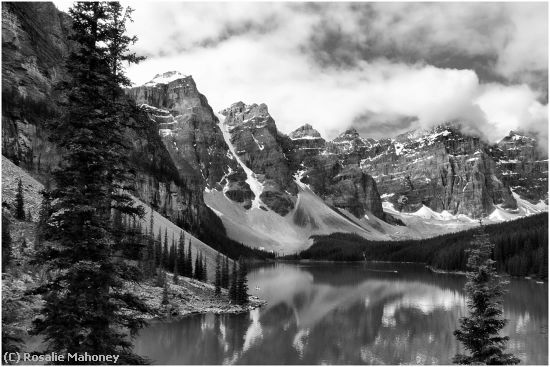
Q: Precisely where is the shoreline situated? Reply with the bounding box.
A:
[145,296,266,324]
[277,259,547,283]
[124,275,267,324]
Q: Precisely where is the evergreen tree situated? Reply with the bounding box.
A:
[229,261,238,303]
[215,253,221,295]
[236,259,249,304]
[453,221,520,365]
[31,3,148,363]
[163,227,169,269]
[147,209,156,277]
[202,256,208,282]
[36,184,52,247]
[139,228,150,279]
[186,239,193,277]
[178,231,186,277]
[2,213,12,270]
[161,273,169,305]
[194,252,202,280]
[156,227,162,268]
[221,257,229,288]
[168,232,176,271]
[172,234,179,285]
[15,178,25,220]
[155,265,164,288]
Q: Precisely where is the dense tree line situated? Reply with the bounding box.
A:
[137,210,217,285]
[292,213,548,279]
[136,210,248,302]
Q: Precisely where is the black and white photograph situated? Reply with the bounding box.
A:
[1,1,548,365]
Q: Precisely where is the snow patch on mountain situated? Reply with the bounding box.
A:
[217,113,264,209]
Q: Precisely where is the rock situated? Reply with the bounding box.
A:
[125,78,255,211]
[360,124,518,217]
[220,102,297,215]
[491,131,548,203]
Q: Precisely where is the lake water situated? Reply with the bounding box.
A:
[133,262,548,365]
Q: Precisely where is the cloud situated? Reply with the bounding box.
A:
[122,2,547,152]
[302,2,547,96]
[476,84,549,152]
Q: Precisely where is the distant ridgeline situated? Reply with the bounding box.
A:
[292,213,548,280]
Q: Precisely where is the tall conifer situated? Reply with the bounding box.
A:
[229,261,238,302]
[186,239,193,277]
[453,221,520,365]
[31,3,148,363]
[215,253,221,295]
[15,178,25,220]
[236,259,249,304]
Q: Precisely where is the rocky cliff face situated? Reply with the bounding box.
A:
[1,2,70,172]
[217,103,386,219]
[220,102,297,215]
[491,131,548,203]
[1,6,208,229]
[359,124,518,218]
[125,73,254,210]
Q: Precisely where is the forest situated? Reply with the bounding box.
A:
[290,213,548,279]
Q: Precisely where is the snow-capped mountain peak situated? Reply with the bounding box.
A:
[143,71,188,86]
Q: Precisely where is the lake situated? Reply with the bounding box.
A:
[133,262,548,365]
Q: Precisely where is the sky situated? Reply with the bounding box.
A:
[54,1,549,150]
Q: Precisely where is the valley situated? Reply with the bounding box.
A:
[1,2,548,365]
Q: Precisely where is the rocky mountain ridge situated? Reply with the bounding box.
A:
[1,4,227,265]
[1,2,546,254]
[123,70,547,251]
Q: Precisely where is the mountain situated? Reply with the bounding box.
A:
[2,3,547,256]
[123,71,547,252]
[492,130,548,202]
[1,3,230,267]
[359,124,518,217]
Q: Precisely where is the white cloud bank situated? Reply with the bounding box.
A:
[113,2,548,150]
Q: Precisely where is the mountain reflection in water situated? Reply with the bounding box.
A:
[134,262,548,365]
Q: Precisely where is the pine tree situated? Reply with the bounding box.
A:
[147,208,156,277]
[161,273,169,305]
[194,252,202,280]
[36,183,52,247]
[215,253,221,295]
[178,231,186,277]
[163,228,169,269]
[229,261,238,303]
[156,227,162,268]
[172,234,179,285]
[15,178,25,220]
[221,257,229,288]
[236,259,249,304]
[155,265,164,288]
[31,3,148,363]
[139,228,150,279]
[169,232,176,271]
[453,221,520,365]
[202,256,208,282]
[2,213,12,270]
[186,239,193,277]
